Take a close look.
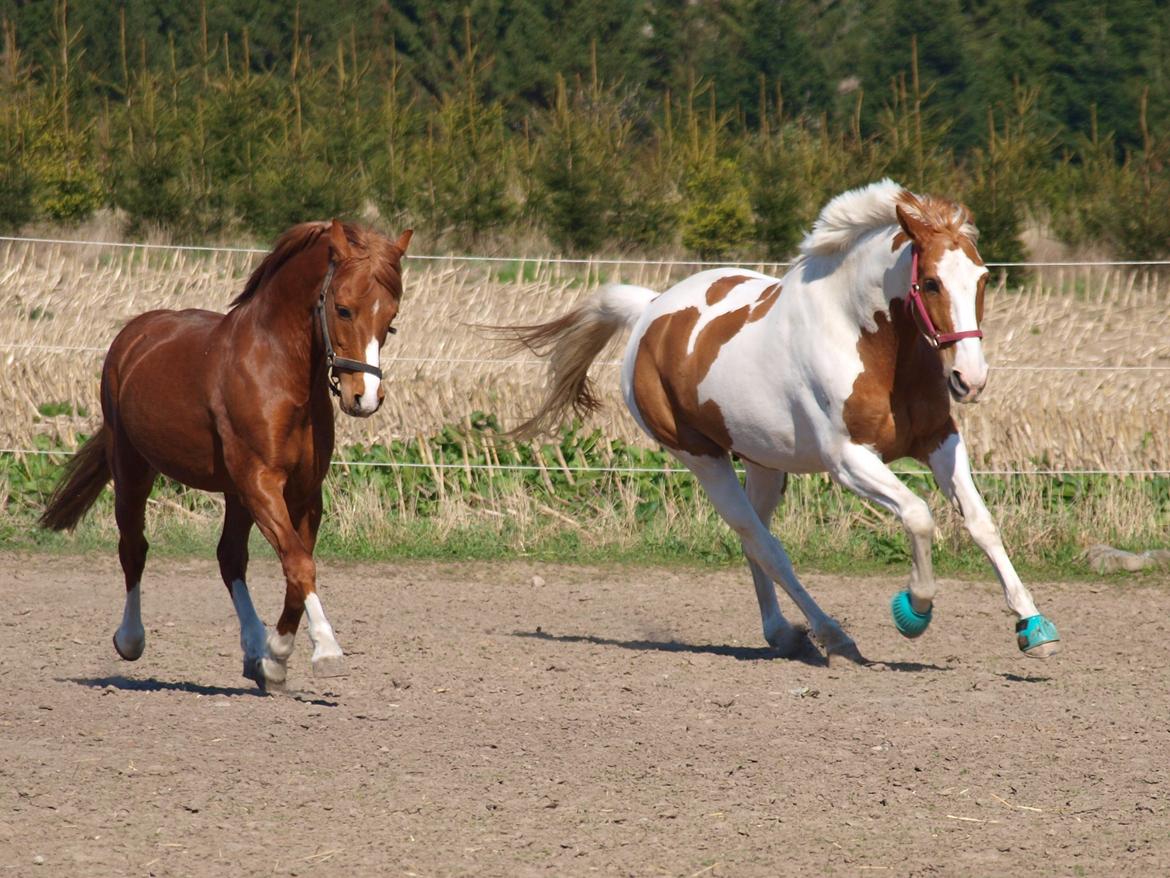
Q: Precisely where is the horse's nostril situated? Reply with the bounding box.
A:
[950,371,970,396]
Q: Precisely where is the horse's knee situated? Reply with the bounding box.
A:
[282,552,316,591]
[902,500,934,542]
[966,511,1001,548]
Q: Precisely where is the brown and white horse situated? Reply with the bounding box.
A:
[41,220,412,688]
[511,180,1059,664]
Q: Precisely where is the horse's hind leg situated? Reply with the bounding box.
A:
[217,495,282,686]
[111,443,156,661]
[684,453,861,664]
[743,463,807,657]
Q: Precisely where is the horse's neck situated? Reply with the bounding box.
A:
[241,252,329,389]
[828,227,910,333]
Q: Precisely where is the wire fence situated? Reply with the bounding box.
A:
[1,446,1166,477]
[0,340,1167,372]
[7,233,1170,268]
[3,232,1167,479]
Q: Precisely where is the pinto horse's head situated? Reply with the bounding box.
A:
[321,220,413,417]
[895,194,988,403]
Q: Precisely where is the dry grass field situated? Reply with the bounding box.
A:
[1,239,1167,471]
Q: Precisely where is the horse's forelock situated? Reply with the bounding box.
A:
[897,191,979,243]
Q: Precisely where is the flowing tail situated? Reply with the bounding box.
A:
[502,283,658,438]
[39,425,111,531]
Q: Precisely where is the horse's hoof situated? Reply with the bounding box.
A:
[890,590,932,639]
[826,640,867,668]
[242,657,285,690]
[1016,615,1061,657]
[767,624,810,659]
[112,631,145,661]
[260,656,288,688]
[312,653,347,678]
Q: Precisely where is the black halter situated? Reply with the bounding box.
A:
[314,261,388,397]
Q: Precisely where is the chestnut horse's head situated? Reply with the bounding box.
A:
[319,220,413,417]
[895,194,988,403]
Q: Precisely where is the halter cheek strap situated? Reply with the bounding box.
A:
[314,261,386,398]
[905,247,984,349]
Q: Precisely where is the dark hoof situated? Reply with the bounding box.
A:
[826,641,868,668]
[768,625,812,659]
[242,658,283,691]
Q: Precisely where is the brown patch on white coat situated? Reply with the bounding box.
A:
[633,278,781,457]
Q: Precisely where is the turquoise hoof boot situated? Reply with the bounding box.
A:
[1016,615,1060,657]
[891,590,932,639]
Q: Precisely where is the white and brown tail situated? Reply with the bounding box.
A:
[503,283,658,438]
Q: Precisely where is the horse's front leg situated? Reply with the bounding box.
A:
[833,443,938,638]
[926,431,1060,657]
[272,491,344,676]
[241,473,345,682]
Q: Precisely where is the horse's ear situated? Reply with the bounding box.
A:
[895,203,931,244]
[328,219,352,261]
[394,228,413,255]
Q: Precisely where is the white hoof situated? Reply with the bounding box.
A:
[242,655,287,690]
[113,628,146,661]
[1023,640,1061,659]
[311,649,347,678]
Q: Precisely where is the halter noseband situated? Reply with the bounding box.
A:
[314,261,389,397]
[905,246,984,350]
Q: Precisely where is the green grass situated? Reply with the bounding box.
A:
[3,415,1167,581]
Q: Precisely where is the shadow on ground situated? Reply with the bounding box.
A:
[515,628,953,672]
[60,675,338,705]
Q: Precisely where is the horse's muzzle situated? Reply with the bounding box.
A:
[341,394,382,418]
[948,369,984,404]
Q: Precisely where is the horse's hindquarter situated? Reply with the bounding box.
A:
[103,309,229,490]
[621,269,851,472]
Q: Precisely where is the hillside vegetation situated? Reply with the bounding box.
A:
[1,1,1169,259]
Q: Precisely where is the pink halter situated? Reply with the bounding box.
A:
[905,247,983,349]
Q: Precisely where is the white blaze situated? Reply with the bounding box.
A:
[360,337,381,411]
[936,248,989,391]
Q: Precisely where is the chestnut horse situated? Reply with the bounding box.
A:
[41,220,412,688]
[509,180,1059,664]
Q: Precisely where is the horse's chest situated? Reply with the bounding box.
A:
[842,311,955,462]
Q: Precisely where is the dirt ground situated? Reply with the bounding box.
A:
[2,553,1168,877]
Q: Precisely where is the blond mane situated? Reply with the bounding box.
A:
[799,179,977,257]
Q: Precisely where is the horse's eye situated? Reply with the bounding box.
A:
[923,278,941,295]
[336,305,353,320]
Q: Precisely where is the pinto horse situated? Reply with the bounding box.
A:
[510,180,1059,664]
[40,220,412,688]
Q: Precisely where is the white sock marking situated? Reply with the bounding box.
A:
[303,592,343,660]
[115,582,146,656]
